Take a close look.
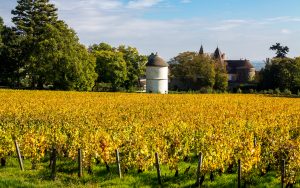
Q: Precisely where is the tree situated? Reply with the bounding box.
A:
[260,57,300,93]
[36,21,97,90]
[12,0,58,36]
[270,43,289,58]
[294,58,300,92]
[0,24,25,87]
[89,43,114,52]
[9,0,97,90]
[91,45,127,91]
[11,0,59,88]
[117,45,147,89]
[90,43,146,91]
[169,52,216,90]
[214,62,228,91]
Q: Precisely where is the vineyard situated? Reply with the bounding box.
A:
[0,90,300,187]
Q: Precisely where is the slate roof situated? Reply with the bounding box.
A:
[146,53,168,67]
[213,47,222,60]
[199,45,204,55]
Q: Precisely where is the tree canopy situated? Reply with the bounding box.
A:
[12,0,58,36]
[0,25,24,86]
[169,52,228,91]
[117,45,147,89]
[90,43,147,91]
[270,43,289,58]
[93,49,128,91]
[260,57,300,92]
[0,0,97,90]
[259,44,300,93]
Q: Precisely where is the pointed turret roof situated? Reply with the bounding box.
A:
[213,47,222,60]
[199,45,204,55]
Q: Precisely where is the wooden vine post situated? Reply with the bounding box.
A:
[78,149,83,178]
[155,152,162,185]
[0,158,6,167]
[116,149,122,178]
[51,148,57,180]
[14,140,24,171]
[281,159,285,188]
[238,159,241,188]
[195,152,203,187]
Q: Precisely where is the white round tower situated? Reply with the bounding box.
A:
[146,53,169,94]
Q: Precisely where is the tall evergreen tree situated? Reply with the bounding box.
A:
[11,0,59,88]
[10,0,97,90]
[12,0,58,36]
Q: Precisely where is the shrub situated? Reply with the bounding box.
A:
[274,88,281,95]
[268,89,274,94]
[199,87,213,94]
[283,89,292,96]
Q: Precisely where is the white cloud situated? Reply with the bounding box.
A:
[207,24,238,31]
[206,19,249,31]
[223,19,249,24]
[52,0,123,11]
[266,16,300,23]
[127,0,163,9]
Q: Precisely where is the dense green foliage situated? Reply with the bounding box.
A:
[0,0,97,90]
[169,52,228,91]
[90,43,147,91]
[260,57,300,93]
[0,25,24,86]
[214,61,228,91]
[118,45,147,89]
[93,48,128,90]
[11,0,97,90]
[259,44,300,93]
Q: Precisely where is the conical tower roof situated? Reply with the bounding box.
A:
[199,45,204,55]
[213,47,222,60]
[146,53,168,67]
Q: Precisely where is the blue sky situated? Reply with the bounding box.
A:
[1,0,300,61]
